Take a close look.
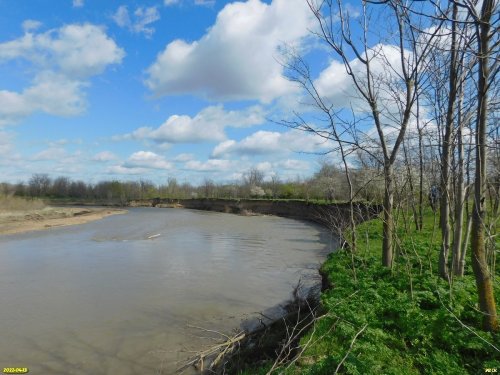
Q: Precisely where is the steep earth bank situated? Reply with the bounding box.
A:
[129,198,381,230]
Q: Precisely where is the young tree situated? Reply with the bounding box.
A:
[294,0,439,267]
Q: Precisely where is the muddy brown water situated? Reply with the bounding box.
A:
[0,208,334,374]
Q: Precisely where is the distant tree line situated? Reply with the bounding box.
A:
[0,160,392,204]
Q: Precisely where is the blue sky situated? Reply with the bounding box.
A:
[0,0,357,186]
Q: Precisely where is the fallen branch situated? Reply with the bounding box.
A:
[176,330,246,374]
[334,323,368,374]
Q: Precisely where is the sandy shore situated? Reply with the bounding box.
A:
[0,207,127,236]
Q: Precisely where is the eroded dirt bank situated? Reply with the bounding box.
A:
[0,207,127,235]
[130,198,381,228]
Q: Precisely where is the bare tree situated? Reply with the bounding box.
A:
[242,167,265,198]
[292,0,439,267]
[269,174,281,199]
[438,2,460,281]
[28,173,51,197]
[469,0,498,332]
[202,178,215,198]
[51,176,70,198]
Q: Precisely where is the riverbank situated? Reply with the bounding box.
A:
[130,198,381,230]
[231,210,499,374]
[0,206,127,235]
[146,199,497,374]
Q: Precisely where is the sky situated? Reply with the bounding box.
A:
[0,0,360,186]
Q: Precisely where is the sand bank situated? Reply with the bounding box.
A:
[0,207,127,235]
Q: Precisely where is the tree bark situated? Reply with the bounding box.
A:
[471,0,498,332]
[452,93,465,276]
[383,162,395,267]
[439,2,459,281]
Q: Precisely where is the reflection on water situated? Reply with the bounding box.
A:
[0,208,334,374]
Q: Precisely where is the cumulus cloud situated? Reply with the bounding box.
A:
[184,159,235,172]
[275,159,310,171]
[314,43,424,150]
[73,0,84,7]
[173,153,195,162]
[0,23,124,125]
[123,151,173,170]
[164,0,181,5]
[120,105,265,144]
[107,165,148,175]
[112,5,160,37]
[212,130,332,157]
[0,23,124,77]
[253,159,310,175]
[314,43,411,115]
[146,0,313,102]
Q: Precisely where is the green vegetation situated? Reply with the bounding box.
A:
[242,210,500,374]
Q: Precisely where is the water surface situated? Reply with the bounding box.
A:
[0,208,333,374]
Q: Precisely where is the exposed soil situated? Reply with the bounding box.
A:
[0,206,127,235]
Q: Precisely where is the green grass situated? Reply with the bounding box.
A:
[244,208,500,374]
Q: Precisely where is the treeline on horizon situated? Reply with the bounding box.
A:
[1,146,498,207]
[0,161,392,203]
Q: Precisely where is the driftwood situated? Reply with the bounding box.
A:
[175,328,246,374]
[176,281,323,374]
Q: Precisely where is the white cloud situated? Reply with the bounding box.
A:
[121,105,265,144]
[184,159,235,172]
[73,0,84,7]
[173,153,195,162]
[276,159,310,171]
[195,0,215,6]
[0,23,124,77]
[252,159,309,175]
[314,44,410,115]
[32,147,68,161]
[22,20,42,32]
[0,23,124,125]
[124,151,173,170]
[164,0,214,6]
[112,6,160,37]
[0,131,18,158]
[313,43,425,152]
[24,72,87,116]
[212,130,332,157]
[146,0,313,102]
[112,6,130,28]
[92,151,118,162]
[107,165,149,175]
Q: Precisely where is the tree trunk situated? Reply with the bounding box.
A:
[439,3,459,281]
[458,210,471,277]
[452,90,466,276]
[403,139,419,231]
[382,162,395,268]
[417,103,424,231]
[471,0,498,332]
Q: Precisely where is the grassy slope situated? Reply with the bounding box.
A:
[246,209,500,374]
[0,195,45,210]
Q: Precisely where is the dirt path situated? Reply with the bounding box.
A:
[0,207,127,235]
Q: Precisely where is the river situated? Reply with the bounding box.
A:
[0,207,334,374]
